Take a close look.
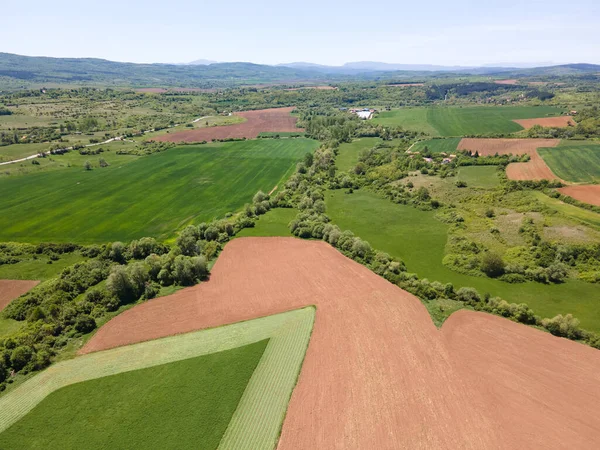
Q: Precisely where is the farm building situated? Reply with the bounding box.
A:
[350,108,376,120]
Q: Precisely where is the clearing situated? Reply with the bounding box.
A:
[457,138,561,181]
[335,137,381,172]
[373,106,564,136]
[538,143,600,183]
[0,139,317,243]
[0,280,39,312]
[325,189,600,331]
[153,107,301,143]
[82,237,600,449]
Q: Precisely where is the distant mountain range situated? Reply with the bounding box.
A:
[0,52,598,89]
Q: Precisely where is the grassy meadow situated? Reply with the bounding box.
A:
[0,341,268,449]
[237,207,297,238]
[0,139,317,243]
[411,138,461,154]
[455,166,501,189]
[373,106,564,136]
[336,138,381,172]
[538,143,600,183]
[325,189,600,332]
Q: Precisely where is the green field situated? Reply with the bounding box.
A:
[533,191,600,230]
[0,143,51,162]
[237,208,297,237]
[411,138,460,154]
[336,138,381,172]
[538,144,600,183]
[325,189,600,331]
[455,166,501,189]
[373,106,564,136]
[0,307,315,449]
[0,341,267,450]
[0,139,317,243]
[0,252,84,280]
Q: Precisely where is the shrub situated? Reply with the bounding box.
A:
[542,314,583,339]
[74,315,97,333]
[480,252,505,278]
[455,287,481,305]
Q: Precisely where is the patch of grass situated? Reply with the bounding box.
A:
[0,341,268,450]
[424,298,467,327]
[533,191,600,230]
[538,144,600,183]
[335,138,381,172]
[0,143,50,162]
[237,208,297,237]
[0,252,85,280]
[325,189,600,332]
[411,138,460,154]
[0,139,318,243]
[456,166,500,189]
[0,307,315,449]
[373,106,564,136]
[0,318,22,339]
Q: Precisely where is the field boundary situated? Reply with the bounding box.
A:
[0,307,315,444]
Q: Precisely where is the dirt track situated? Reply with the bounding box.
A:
[513,116,575,129]
[151,107,301,143]
[83,237,600,449]
[559,185,600,207]
[458,138,562,181]
[0,280,39,312]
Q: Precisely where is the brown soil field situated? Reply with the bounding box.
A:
[387,83,425,87]
[151,107,302,143]
[458,138,561,181]
[513,116,576,129]
[135,88,168,93]
[83,237,600,449]
[559,185,600,207]
[284,86,337,91]
[0,279,39,312]
[494,79,519,85]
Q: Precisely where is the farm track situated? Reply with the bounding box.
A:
[458,138,562,181]
[152,107,301,143]
[83,237,600,449]
[0,280,39,312]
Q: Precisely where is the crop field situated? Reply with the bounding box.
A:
[538,143,600,183]
[80,237,600,448]
[558,185,600,207]
[0,307,315,449]
[325,189,600,331]
[0,139,317,243]
[335,137,381,172]
[0,280,39,312]
[411,138,460,154]
[153,108,302,143]
[373,106,564,136]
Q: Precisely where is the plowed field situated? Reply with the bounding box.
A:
[513,116,575,129]
[83,237,600,449]
[0,280,39,312]
[152,107,301,143]
[559,185,600,207]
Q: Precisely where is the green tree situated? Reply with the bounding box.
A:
[480,252,505,278]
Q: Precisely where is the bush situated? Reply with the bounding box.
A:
[542,314,583,339]
[480,252,505,278]
[10,346,34,371]
[74,315,97,333]
[455,287,481,305]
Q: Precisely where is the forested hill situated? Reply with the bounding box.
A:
[0,53,330,88]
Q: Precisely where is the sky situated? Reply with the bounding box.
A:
[3,0,599,66]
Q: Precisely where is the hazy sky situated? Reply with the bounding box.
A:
[4,0,599,66]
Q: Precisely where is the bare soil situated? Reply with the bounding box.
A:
[494,79,519,85]
[513,116,576,129]
[0,280,39,312]
[387,83,425,87]
[82,237,600,449]
[559,185,600,207]
[458,138,561,181]
[152,107,302,143]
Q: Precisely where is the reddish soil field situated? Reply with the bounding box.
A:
[559,185,600,207]
[458,138,562,181]
[151,107,302,143]
[513,116,576,129]
[494,79,519,85]
[83,237,600,449]
[284,86,337,91]
[0,279,39,312]
[135,88,168,93]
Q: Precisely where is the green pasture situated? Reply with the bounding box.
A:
[373,106,564,136]
[455,166,501,189]
[0,139,317,243]
[0,253,85,280]
[0,307,315,449]
[237,208,297,238]
[0,143,50,162]
[335,138,381,172]
[325,189,600,332]
[411,138,460,154]
[0,341,268,450]
[538,144,600,183]
[533,192,600,230]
